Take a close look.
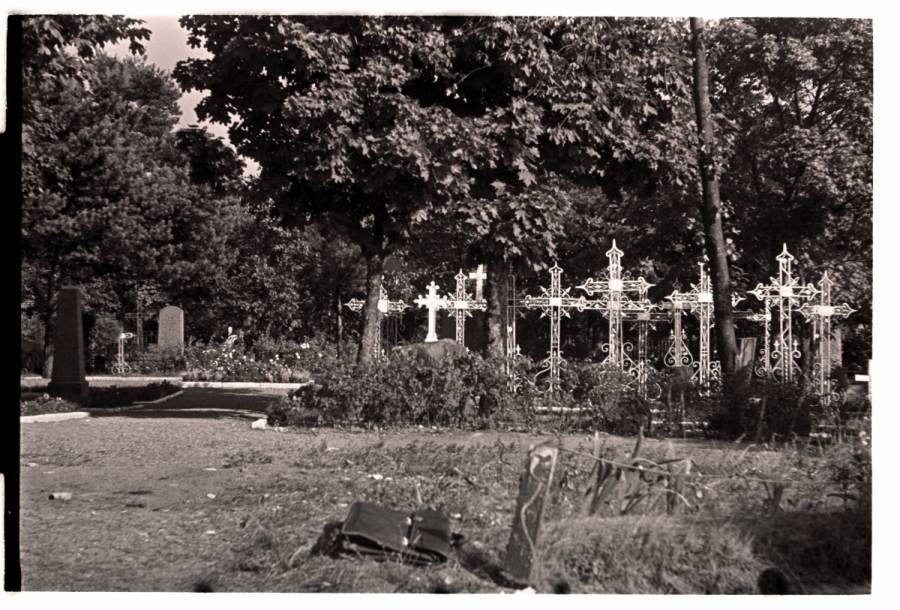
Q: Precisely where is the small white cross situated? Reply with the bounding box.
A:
[414,282,447,342]
[468,265,488,301]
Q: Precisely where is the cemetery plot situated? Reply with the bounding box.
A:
[19,404,870,593]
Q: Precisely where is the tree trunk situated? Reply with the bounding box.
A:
[690,17,738,375]
[335,284,344,361]
[485,259,507,359]
[357,250,384,366]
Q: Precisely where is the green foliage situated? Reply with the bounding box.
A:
[267,355,518,428]
[20,382,180,412]
[704,380,813,440]
[182,336,330,382]
[22,48,245,365]
[88,316,122,372]
[120,344,186,375]
[20,393,80,416]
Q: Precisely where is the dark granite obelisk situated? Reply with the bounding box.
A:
[48,286,89,401]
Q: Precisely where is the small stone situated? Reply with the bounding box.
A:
[207,493,216,499]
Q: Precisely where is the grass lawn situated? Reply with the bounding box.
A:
[19,387,870,593]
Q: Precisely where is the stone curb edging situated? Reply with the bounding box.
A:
[20,412,90,423]
[180,381,312,389]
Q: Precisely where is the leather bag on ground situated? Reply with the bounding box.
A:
[312,501,452,566]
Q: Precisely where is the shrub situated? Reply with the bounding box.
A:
[705,379,813,440]
[89,316,122,373]
[20,394,80,416]
[182,335,341,382]
[20,382,180,413]
[267,355,520,428]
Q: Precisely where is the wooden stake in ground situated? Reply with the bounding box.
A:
[503,443,558,584]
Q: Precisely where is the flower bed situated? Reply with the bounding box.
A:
[181,337,329,382]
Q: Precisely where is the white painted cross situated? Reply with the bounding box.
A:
[468,265,488,301]
[415,282,447,342]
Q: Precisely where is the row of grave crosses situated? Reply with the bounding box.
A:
[414,265,488,343]
[344,266,489,358]
[507,243,855,404]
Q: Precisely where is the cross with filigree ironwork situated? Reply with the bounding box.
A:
[446,270,487,345]
[415,282,448,343]
[749,244,819,383]
[346,286,408,357]
[732,293,773,378]
[125,292,155,353]
[576,241,652,371]
[522,263,586,396]
[797,271,855,404]
[668,261,718,388]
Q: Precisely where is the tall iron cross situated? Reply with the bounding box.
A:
[749,244,819,383]
[345,286,408,358]
[415,282,448,343]
[345,286,407,315]
[668,261,717,387]
[732,292,773,379]
[468,265,488,301]
[125,295,155,352]
[523,263,586,396]
[447,270,487,345]
[797,271,855,404]
[576,240,653,369]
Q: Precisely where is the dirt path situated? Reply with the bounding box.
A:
[18,387,565,591]
[20,387,870,593]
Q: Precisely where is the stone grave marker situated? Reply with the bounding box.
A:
[48,286,89,400]
[157,305,184,354]
[503,443,558,585]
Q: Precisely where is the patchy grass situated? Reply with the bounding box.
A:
[19,391,871,593]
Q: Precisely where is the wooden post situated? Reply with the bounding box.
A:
[503,444,558,584]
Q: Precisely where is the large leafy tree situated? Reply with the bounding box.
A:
[174,16,696,364]
[22,37,243,373]
[706,18,873,368]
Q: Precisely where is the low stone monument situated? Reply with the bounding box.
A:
[157,305,184,354]
[48,286,89,400]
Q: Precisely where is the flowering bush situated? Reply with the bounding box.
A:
[182,335,330,382]
[20,393,79,416]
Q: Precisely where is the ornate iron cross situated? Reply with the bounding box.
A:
[576,241,652,371]
[346,286,408,358]
[522,264,586,396]
[415,282,448,343]
[797,272,855,404]
[749,244,819,383]
[446,270,487,345]
[669,261,717,388]
[125,293,155,353]
[732,293,773,378]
